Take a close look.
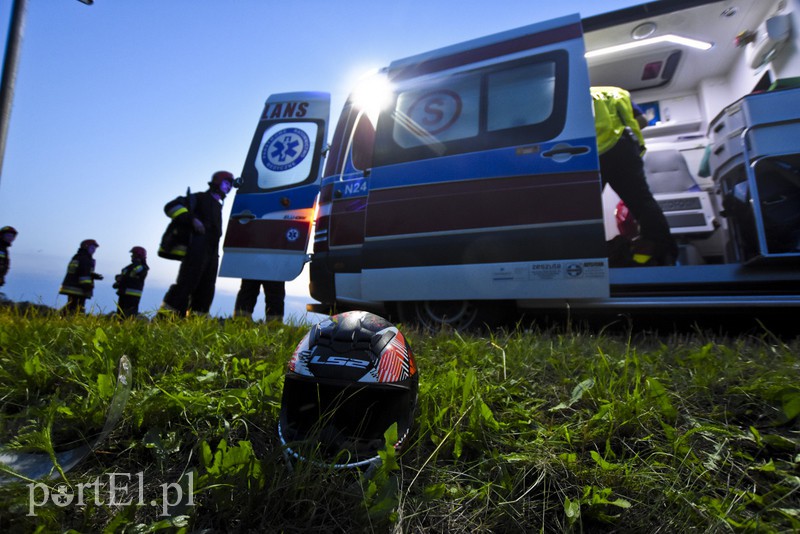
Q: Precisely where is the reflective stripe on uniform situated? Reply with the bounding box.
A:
[167,206,188,218]
[59,285,85,296]
[159,245,187,257]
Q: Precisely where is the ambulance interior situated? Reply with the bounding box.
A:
[584,0,800,266]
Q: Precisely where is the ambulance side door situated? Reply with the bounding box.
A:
[362,14,608,301]
[220,92,329,281]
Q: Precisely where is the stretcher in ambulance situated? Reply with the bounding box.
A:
[221,0,800,330]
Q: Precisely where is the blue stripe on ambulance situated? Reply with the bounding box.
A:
[369,137,597,190]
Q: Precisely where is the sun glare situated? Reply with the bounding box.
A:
[351,70,393,123]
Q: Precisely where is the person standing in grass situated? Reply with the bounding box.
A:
[113,246,149,318]
[159,170,234,317]
[59,239,103,315]
[0,225,18,290]
[233,279,285,322]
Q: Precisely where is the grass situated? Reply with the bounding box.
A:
[0,305,798,533]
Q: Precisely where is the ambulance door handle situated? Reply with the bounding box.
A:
[542,144,590,163]
[231,210,256,224]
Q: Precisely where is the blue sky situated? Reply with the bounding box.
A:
[0,0,645,320]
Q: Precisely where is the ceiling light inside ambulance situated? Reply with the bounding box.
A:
[585,34,713,59]
[352,72,393,118]
[631,22,657,40]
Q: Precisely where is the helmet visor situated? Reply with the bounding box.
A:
[279,376,415,464]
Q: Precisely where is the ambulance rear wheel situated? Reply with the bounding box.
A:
[397,300,481,332]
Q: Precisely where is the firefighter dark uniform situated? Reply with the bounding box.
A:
[0,226,18,288]
[114,247,149,317]
[592,86,678,266]
[59,239,103,314]
[160,171,234,317]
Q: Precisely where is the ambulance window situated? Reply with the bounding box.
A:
[322,101,375,176]
[254,121,320,190]
[324,104,355,178]
[392,74,480,148]
[351,113,375,171]
[487,62,555,131]
[374,49,567,166]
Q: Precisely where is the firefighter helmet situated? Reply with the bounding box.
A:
[80,239,99,249]
[1,225,18,235]
[130,246,147,260]
[278,311,419,469]
[209,170,234,188]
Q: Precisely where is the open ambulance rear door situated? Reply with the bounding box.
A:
[219,92,330,281]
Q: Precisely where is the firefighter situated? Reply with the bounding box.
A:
[59,239,104,314]
[159,170,234,317]
[114,246,149,317]
[0,225,18,290]
[592,86,678,266]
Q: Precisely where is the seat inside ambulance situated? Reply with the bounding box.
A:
[642,149,718,264]
[643,149,701,193]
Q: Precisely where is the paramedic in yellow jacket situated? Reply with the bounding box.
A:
[592,86,678,266]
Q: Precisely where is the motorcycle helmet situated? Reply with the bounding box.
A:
[278,311,418,469]
[614,200,639,239]
[614,200,639,240]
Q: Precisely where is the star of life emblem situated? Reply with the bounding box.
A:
[262,128,310,172]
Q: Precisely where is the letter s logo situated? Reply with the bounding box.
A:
[422,98,445,126]
[407,89,463,135]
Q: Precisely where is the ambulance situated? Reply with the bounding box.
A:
[220,0,800,330]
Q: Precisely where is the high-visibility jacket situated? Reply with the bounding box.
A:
[591,86,645,156]
[59,248,100,298]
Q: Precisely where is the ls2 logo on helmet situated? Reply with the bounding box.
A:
[262,128,310,172]
[310,354,371,369]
